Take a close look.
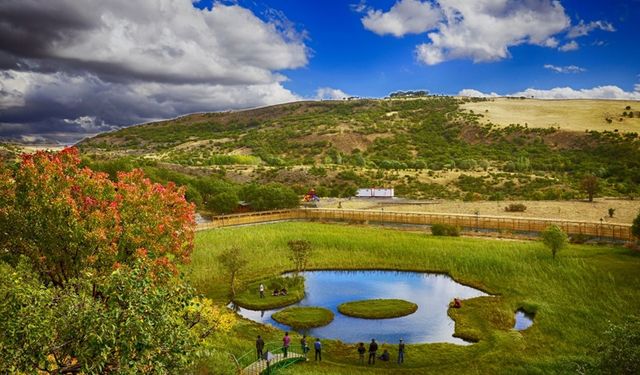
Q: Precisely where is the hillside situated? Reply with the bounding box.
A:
[461,98,640,133]
[78,97,640,202]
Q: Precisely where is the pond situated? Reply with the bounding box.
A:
[234,270,488,344]
[513,309,534,331]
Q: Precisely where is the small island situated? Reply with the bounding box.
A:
[338,299,418,319]
[272,307,335,329]
[233,276,305,310]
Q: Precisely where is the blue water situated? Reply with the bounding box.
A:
[234,270,488,344]
[513,310,534,331]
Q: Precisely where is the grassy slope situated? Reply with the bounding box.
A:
[338,299,418,319]
[78,97,640,200]
[189,222,640,374]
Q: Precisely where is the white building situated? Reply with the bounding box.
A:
[356,188,394,198]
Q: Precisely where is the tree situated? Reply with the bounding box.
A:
[218,247,247,297]
[581,175,599,202]
[239,183,299,211]
[0,148,195,285]
[0,257,235,374]
[0,148,233,373]
[541,225,568,259]
[288,239,312,275]
[206,190,239,214]
[632,211,640,243]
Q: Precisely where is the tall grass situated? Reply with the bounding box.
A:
[188,222,640,374]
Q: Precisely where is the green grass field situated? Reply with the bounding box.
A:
[187,222,640,374]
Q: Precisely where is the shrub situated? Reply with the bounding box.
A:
[593,316,640,374]
[541,225,568,258]
[632,211,640,242]
[569,233,590,244]
[431,223,461,236]
[505,203,527,212]
[206,190,239,214]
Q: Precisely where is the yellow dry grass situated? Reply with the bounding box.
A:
[461,98,640,133]
[319,198,640,224]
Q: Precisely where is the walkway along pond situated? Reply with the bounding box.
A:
[234,270,488,344]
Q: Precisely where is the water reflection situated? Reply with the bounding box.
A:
[235,270,487,344]
[513,310,534,331]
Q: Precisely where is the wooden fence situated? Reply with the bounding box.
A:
[196,208,633,241]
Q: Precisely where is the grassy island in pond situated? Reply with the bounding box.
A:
[338,299,418,319]
[233,276,304,310]
[272,307,335,329]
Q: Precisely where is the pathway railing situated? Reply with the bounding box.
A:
[196,208,634,241]
[234,341,306,375]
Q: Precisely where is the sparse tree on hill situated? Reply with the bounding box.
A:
[581,175,599,202]
[288,239,312,275]
[218,247,247,297]
[541,225,568,259]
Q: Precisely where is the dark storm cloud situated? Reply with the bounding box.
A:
[0,0,307,143]
[0,1,97,59]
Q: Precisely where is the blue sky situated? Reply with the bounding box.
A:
[0,0,639,143]
[203,0,640,98]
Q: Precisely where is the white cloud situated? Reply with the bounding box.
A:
[0,0,309,142]
[458,85,640,100]
[47,1,308,85]
[415,0,570,65]
[543,64,586,73]
[315,87,350,100]
[558,40,579,52]
[361,0,441,37]
[567,20,615,39]
[457,89,498,98]
[361,1,617,65]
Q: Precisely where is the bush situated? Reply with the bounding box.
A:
[505,203,527,212]
[206,190,239,214]
[632,211,640,242]
[431,223,461,236]
[569,233,590,244]
[541,225,568,258]
[239,183,299,211]
[593,316,640,374]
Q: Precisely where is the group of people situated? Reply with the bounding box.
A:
[258,283,287,298]
[357,338,405,365]
[255,333,322,362]
[255,334,406,366]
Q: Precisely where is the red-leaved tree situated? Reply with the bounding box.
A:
[0,147,195,286]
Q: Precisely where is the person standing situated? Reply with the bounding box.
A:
[256,335,265,360]
[368,338,378,365]
[357,342,366,364]
[314,338,322,361]
[259,283,265,298]
[282,332,291,358]
[301,335,309,359]
[397,338,405,364]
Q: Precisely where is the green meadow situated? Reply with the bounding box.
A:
[188,222,640,374]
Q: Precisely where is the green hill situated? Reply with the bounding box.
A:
[78,97,640,203]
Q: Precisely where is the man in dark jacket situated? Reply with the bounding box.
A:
[368,338,378,364]
[256,335,265,360]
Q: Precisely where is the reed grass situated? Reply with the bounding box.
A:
[188,222,640,374]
